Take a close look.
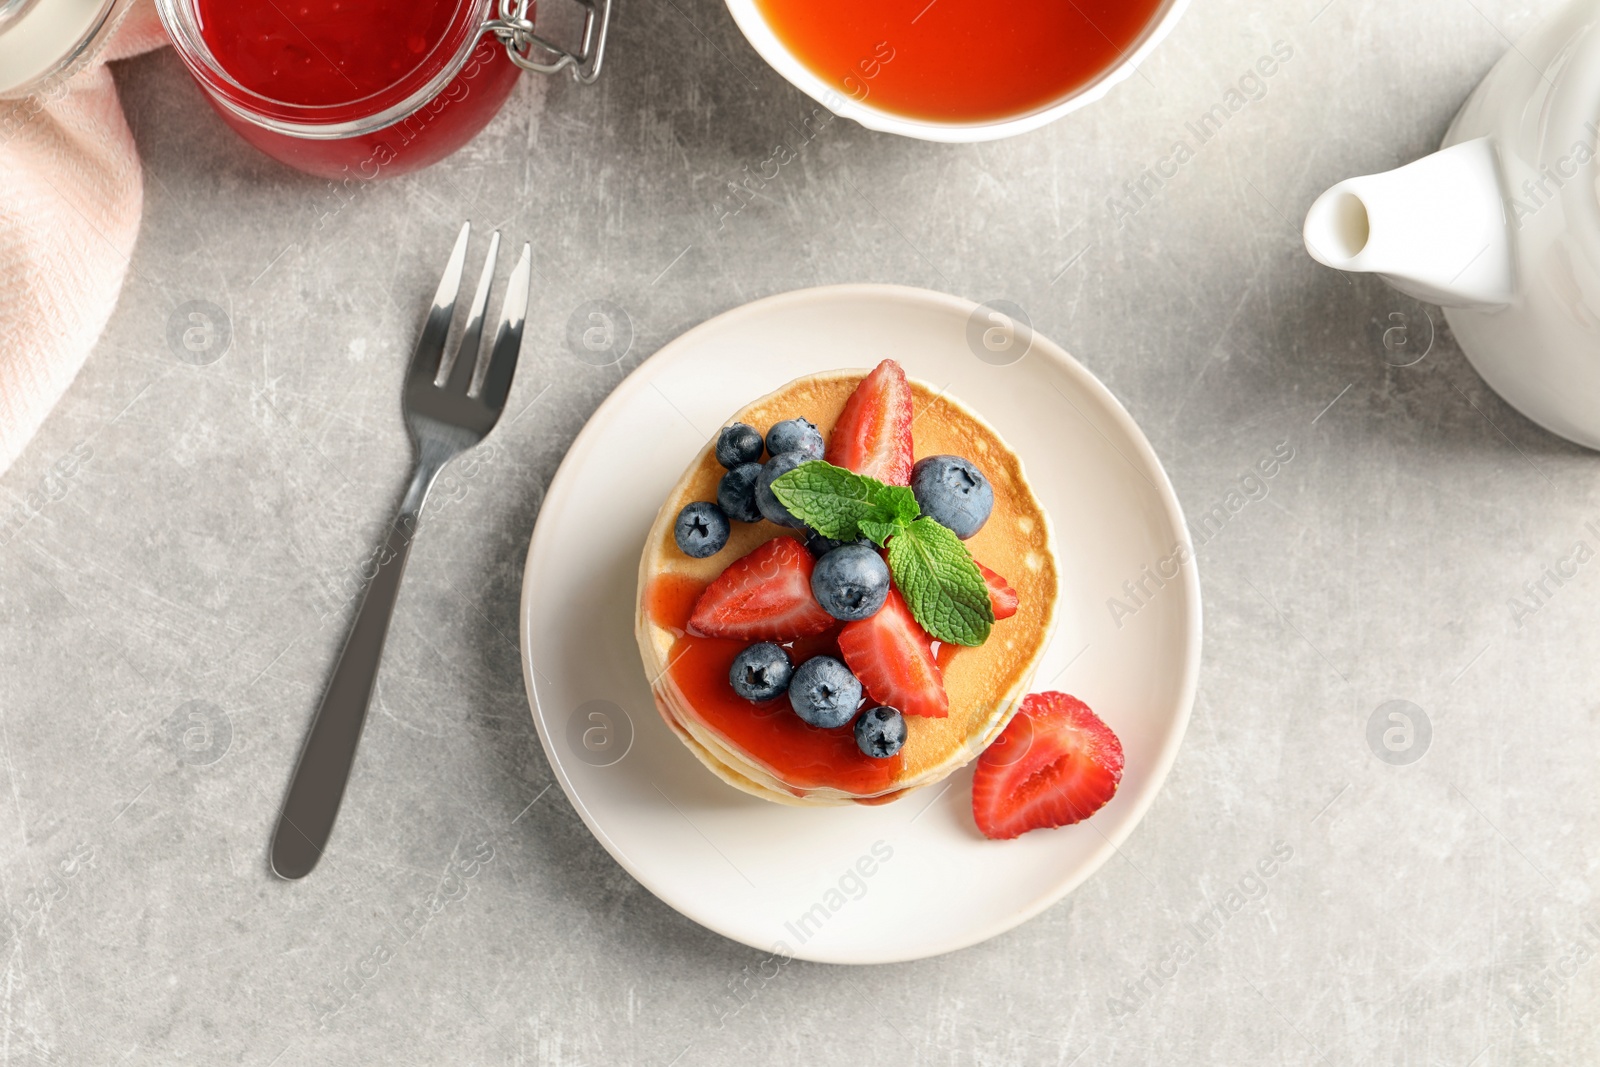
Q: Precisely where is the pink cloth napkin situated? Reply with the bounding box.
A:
[0,0,166,477]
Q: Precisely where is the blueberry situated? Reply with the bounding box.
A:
[811,543,890,621]
[765,418,824,460]
[910,455,994,539]
[805,530,873,557]
[716,423,764,469]
[788,656,862,728]
[755,451,811,528]
[674,501,730,558]
[729,642,793,702]
[854,706,907,759]
[717,463,763,523]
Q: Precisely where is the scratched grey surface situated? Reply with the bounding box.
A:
[0,0,1595,1062]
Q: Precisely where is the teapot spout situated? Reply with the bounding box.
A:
[1304,137,1513,308]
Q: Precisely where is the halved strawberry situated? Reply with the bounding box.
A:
[825,359,914,485]
[688,537,835,641]
[972,692,1123,840]
[837,588,948,718]
[976,561,1019,621]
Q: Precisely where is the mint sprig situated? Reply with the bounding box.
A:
[770,461,917,543]
[771,461,995,647]
[886,518,993,647]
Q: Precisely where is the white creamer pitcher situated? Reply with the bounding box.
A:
[1304,0,1600,449]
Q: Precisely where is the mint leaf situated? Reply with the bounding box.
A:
[887,518,994,647]
[876,484,920,527]
[770,461,920,541]
[857,519,901,548]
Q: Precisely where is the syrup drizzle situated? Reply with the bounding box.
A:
[646,573,905,795]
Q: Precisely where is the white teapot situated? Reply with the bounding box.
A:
[1304,0,1600,448]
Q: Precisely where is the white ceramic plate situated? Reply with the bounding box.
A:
[519,285,1200,964]
[721,0,1192,143]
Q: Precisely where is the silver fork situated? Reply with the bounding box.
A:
[271,222,531,880]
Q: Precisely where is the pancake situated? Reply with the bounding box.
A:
[635,369,1058,806]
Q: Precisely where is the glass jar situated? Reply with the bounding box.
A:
[154,0,609,180]
[0,0,137,98]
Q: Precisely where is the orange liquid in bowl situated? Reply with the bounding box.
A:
[752,0,1168,124]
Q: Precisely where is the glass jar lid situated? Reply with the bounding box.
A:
[0,0,132,98]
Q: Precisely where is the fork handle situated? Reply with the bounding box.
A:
[270,462,437,879]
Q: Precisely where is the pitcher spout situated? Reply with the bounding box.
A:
[1303,137,1513,308]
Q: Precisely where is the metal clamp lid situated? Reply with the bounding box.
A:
[486,0,610,84]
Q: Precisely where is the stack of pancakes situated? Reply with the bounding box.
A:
[635,369,1059,806]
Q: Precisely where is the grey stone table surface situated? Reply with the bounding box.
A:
[1,0,1596,1062]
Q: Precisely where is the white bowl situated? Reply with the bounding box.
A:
[722,0,1192,143]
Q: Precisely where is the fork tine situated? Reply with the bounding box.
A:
[443,230,500,394]
[476,242,531,415]
[408,222,471,387]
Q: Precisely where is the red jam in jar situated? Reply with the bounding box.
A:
[194,1,463,105]
[160,0,522,179]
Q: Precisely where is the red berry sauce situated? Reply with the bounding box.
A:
[646,573,905,797]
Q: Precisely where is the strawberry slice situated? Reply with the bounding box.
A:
[837,587,949,718]
[825,359,914,485]
[972,692,1124,840]
[688,537,835,641]
[976,561,1019,620]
